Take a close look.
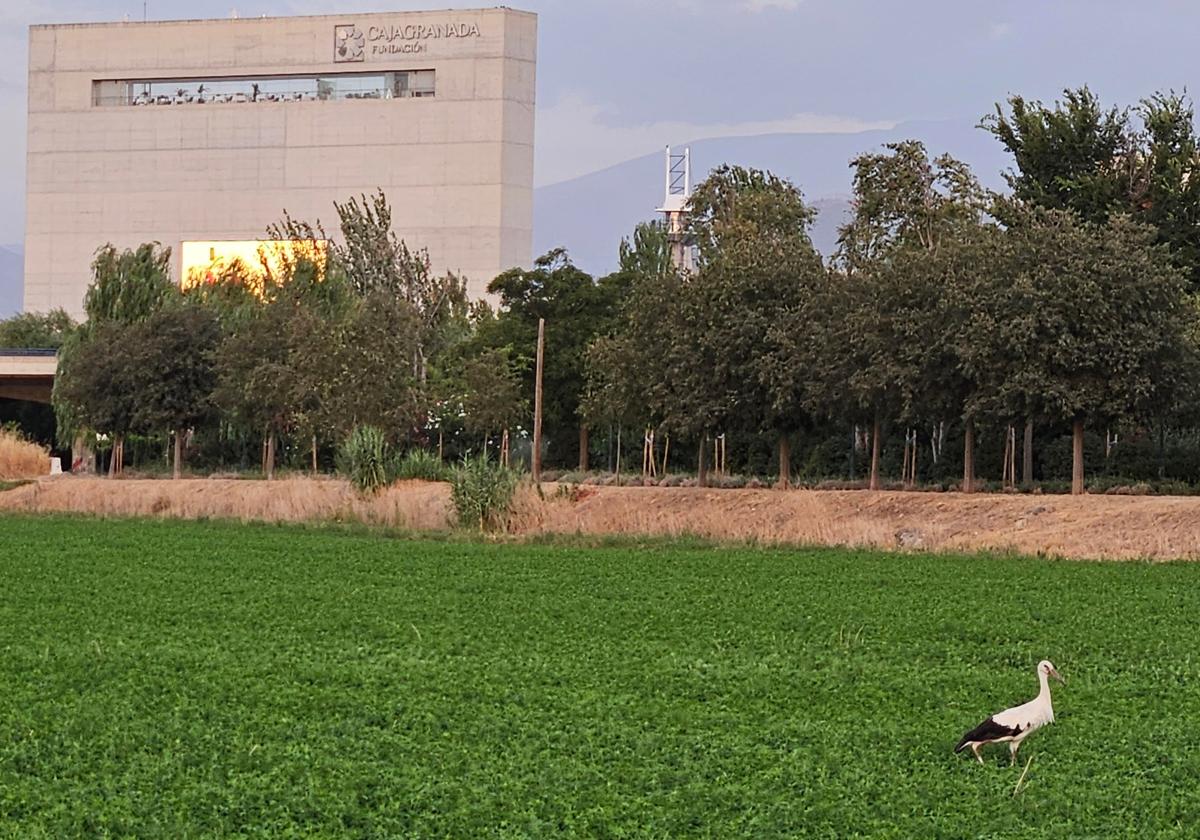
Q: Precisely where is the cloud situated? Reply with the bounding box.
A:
[989,21,1012,39]
[675,0,803,12]
[742,0,802,11]
[536,94,895,186]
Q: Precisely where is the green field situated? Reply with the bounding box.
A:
[1,516,1199,837]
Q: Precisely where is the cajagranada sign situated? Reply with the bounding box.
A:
[334,21,482,62]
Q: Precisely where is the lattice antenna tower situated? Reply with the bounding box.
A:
[656,145,695,273]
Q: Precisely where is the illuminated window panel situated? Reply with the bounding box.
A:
[180,240,327,297]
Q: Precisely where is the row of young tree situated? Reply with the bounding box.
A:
[5,85,1200,492]
[581,87,1200,494]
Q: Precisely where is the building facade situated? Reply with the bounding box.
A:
[24,8,537,316]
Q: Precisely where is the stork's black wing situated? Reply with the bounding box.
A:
[954,716,1023,752]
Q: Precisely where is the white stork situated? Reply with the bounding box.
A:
[955,660,1065,764]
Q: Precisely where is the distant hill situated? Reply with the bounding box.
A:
[0,245,21,317]
[532,119,1011,275]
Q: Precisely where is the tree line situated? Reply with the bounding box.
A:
[3,85,1200,492]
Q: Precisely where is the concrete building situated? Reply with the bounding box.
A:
[23,8,537,316]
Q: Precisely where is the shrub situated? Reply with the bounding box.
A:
[450,456,519,531]
[393,449,451,483]
[338,426,390,495]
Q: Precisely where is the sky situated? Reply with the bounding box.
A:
[2,0,1200,248]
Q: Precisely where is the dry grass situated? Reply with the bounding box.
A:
[9,476,1200,560]
[510,483,1200,561]
[0,430,49,480]
[0,476,452,529]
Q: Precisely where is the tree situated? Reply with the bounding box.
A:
[982,86,1133,224]
[582,224,685,473]
[461,347,526,457]
[212,297,315,480]
[831,141,990,490]
[54,243,177,473]
[331,191,467,386]
[482,248,625,468]
[1129,92,1200,293]
[325,292,424,441]
[83,243,175,325]
[964,208,1194,494]
[0,310,76,349]
[679,165,825,486]
[125,304,221,478]
[51,320,141,476]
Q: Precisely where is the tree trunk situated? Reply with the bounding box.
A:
[266,431,276,481]
[311,435,318,473]
[579,424,589,472]
[107,437,116,478]
[173,431,183,480]
[1022,419,1033,487]
[869,417,881,491]
[438,428,444,462]
[777,433,791,489]
[963,419,975,494]
[697,434,709,488]
[1072,419,1085,496]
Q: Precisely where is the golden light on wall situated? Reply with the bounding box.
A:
[180,240,327,296]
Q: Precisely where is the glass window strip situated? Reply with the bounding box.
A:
[92,70,435,106]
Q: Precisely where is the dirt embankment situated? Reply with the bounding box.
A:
[4,476,1200,560]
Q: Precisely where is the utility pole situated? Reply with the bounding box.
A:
[532,317,545,482]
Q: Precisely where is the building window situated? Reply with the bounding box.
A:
[180,240,328,298]
[92,71,435,106]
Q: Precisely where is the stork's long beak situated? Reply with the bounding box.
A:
[1051,667,1066,685]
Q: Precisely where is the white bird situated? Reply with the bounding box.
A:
[955,660,1065,765]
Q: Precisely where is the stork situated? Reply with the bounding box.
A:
[955,660,1065,765]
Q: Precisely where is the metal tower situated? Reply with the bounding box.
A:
[656,145,694,273]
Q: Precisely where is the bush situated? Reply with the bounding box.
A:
[393,449,451,483]
[450,456,519,531]
[338,426,390,495]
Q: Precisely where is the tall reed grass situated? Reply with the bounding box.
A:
[0,429,49,480]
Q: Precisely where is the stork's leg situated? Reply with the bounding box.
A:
[1009,741,1020,766]
[970,743,983,765]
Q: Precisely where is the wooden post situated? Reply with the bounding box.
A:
[532,317,545,483]
[173,430,183,480]
[1022,419,1034,486]
[963,419,975,494]
[662,434,670,475]
[578,424,589,471]
[869,417,881,491]
[698,434,708,488]
[1009,426,1017,489]
[615,426,622,486]
[266,431,276,481]
[1002,427,1011,489]
[438,428,444,462]
[911,429,918,485]
[311,434,318,474]
[777,433,791,489]
[1072,419,1085,496]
